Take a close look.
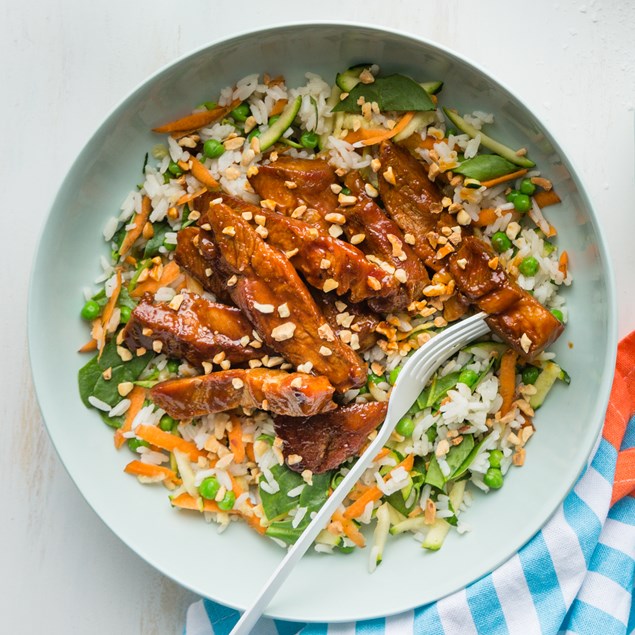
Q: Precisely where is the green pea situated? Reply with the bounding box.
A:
[202,101,217,110]
[163,239,177,252]
[337,545,355,554]
[505,190,519,203]
[396,416,415,437]
[367,372,384,385]
[268,115,280,126]
[519,178,536,195]
[388,366,402,386]
[300,131,319,148]
[341,187,351,196]
[230,102,250,122]
[491,231,512,253]
[522,366,541,385]
[119,305,132,324]
[483,467,504,489]
[159,414,177,432]
[358,384,369,395]
[127,438,150,452]
[551,308,564,322]
[218,490,236,510]
[198,476,220,500]
[458,368,479,388]
[167,161,183,177]
[513,193,531,213]
[167,359,180,374]
[81,299,101,321]
[519,256,539,277]
[247,128,261,142]
[488,449,504,468]
[203,138,225,159]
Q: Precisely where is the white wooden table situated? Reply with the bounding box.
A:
[3,1,633,632]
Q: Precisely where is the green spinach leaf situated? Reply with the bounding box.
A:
[424,455,445,490]
[453,154,518,181]
[99,411,125,429]
[333,74,435,113]
[451,434,491,481]
[446,435,475,477]
[143,222,171,258]
[78,337,153,408]
[259,465,305,521]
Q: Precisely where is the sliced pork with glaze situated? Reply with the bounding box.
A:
[343,171,431,311]
[311,290,380,353]
[274,401,388,473]
[210,194,398,304]
[249,157,339,229]
[151,369,336,419]
[122,291,265,367]
[378,140,457,268]
[448,236,564,359]
[174,227,229,301]
[203,202,367,392]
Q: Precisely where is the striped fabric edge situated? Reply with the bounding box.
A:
[185,347,635,635]
[185,453,624,635]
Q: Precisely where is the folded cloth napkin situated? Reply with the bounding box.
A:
[185,333,635,635]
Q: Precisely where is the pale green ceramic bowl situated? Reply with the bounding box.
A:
[29,23,617,623]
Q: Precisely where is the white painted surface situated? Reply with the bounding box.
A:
[1,1,633,633]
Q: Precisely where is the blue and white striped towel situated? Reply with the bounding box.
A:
[185,333,635,635]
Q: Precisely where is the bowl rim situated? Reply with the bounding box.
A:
[28,20,618,622]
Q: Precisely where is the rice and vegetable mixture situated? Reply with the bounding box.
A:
[78,65,571,567]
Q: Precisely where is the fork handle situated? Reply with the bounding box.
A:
[230,312,489,634]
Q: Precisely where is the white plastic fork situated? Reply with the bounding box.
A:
[230,312,490,634]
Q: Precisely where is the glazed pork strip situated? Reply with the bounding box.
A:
[151,369,337,419]
[174,226,229,302]
[310,289,380,353]
[448,236,564,359]
[274,401,388,473]
[174,219,379,353]
[343,171,431,311]
[248,157,339,229]
[209,194,399,304]
[203,202,367,392]
[377,140,458,268]
[122,291,265,367]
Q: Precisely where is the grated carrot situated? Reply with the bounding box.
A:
[228,416,245,463]
[152,100,240,135]
[479,168,528,189]
[134,424,206,462]
[474,207,498,227]
[98,270,121,358]
[269,99,288,117]
[499,349,518,415]
[559,250,569,277]
[78,339,97,353]
[373,447,390,462]
[332,511,365,547]
[120,196,151,257]
[359,112,415,146]
[131,260,181,298]
[343,486,383,519]
[533,190,561,208]
[190,156,220,190]
[124,460,181,485]
[176,187,207,207]
[114,386,146,449]
[395,453,414,473]
[171,492,220,513]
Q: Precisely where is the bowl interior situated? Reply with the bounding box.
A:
[29,23,616,623]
